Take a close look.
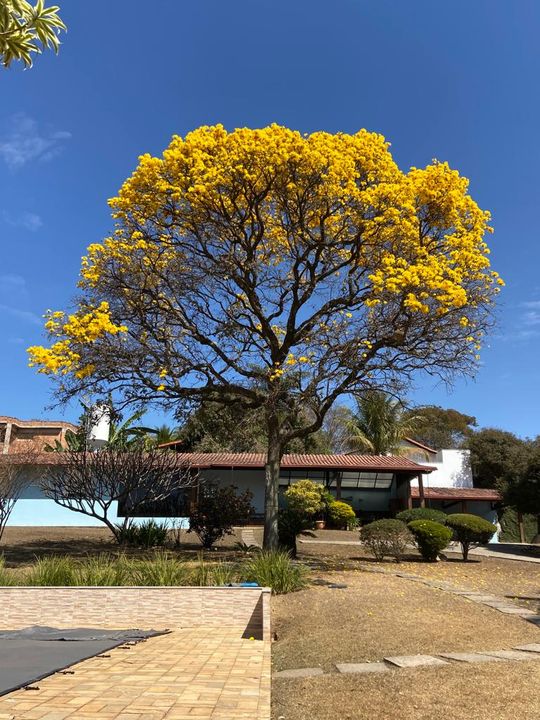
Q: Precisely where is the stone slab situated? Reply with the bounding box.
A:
[482,650,540,661]
[384,654,448,668]
[275,667,324,678]
[336,662,389,674]
[514,644,540,653]
[439,652,503,664]
[500,608,538,616]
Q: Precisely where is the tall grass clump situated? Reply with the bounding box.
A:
[130,551,191,585]
[26,556,77,586]
[0,556,17,586]
[207,561,239,586]
[72,554,130,586]
[243,550,307,594]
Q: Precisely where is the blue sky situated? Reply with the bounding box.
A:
[1,0,539,437]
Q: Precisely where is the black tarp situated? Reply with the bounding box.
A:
[0,625,169,696]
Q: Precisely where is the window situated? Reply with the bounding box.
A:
[279,470,326,487]
[328,472,394,490]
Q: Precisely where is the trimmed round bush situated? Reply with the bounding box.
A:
[360,519,412,562]
[396,507,448,525]
[327,501,356,529]
[446,513,497,561]
[408,519,453,562]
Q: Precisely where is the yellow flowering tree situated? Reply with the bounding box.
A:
[28,125,502,549]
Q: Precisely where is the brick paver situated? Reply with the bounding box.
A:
[0,627,270,720]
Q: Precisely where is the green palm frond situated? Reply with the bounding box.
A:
[0,0,66,68]
[347,391,427,456]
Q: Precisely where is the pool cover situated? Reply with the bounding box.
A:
[0,625,169,696]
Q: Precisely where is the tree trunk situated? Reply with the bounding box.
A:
[263,418,282,550]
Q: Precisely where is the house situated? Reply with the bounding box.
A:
[402,437,499,525]
[0,416,77,455]
[2,415,500,527]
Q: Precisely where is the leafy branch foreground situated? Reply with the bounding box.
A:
[0,550,307,594]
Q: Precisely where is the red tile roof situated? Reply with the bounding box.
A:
[172,452,434,473]
[411,486,500,501]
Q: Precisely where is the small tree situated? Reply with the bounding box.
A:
[0,451,35,541]
[188,484,253,549]
[0,1,66,68]
[41,447,196,542]
[446,513,496,561]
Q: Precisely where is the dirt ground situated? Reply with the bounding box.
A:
[0,525,253,566]
[272,570,539,672]
[272,662,540,720]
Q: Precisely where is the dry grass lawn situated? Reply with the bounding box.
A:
[298,530,540,612]
[398,558,540,608]
[272,571,539,672]
[272,662,540,720]
[0,525,254,566]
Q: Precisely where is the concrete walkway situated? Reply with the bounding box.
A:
[275,643,540,679]
[0,627,271,720]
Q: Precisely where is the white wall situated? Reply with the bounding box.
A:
[410,449,473,490]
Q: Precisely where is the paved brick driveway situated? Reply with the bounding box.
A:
[0,626,270,719]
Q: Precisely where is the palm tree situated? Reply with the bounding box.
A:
[347,391,425,456]
[145,424,182,448]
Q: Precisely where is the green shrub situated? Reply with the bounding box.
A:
[189,484,254,548]
[360,519,412,562]
[26,556,76,585]
[327,501,357,529]
[114,521,141,546]
[408,520,452,562]
[134,520,169,547]
[114,520,169,547]
[446,513,497,561]
[284,480,328,518]
[279,480,331,555]
[396,507,448,524]
[243,550,307,594]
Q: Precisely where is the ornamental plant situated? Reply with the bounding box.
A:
[188,484,254,549]
[327,500,356,529]
[279,479,330,555]
[446,513,497,561]
[28,125,502,550]
[396,507,448,524]
[360,518,412,562]
[408,519,452,562]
